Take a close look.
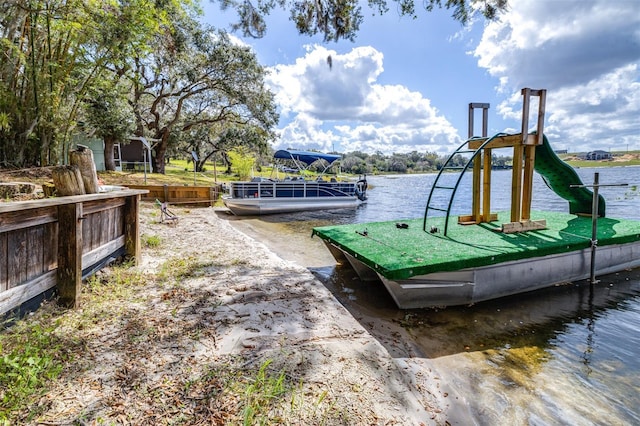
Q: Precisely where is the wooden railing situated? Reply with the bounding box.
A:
[0,189,147,315]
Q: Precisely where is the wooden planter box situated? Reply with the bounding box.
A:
[0,189,147,315]
[125,184,221,205]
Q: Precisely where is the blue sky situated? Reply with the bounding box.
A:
[201,0,640,156]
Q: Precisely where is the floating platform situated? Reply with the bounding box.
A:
[312,211,640,309]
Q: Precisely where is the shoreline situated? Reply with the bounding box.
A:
[192,205,462,424]
[217,207,480,424]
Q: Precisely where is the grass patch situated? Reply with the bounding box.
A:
[0,311,70,423]
[562,158,640,168]
[142,234,162,248]
[83,260,147,300]
[241,360,288,425]
[157,255,219,284]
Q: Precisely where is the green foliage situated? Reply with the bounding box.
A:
[339,150,487,174]
[84,260,146,300]
[83,82,135,142]
[228,147,257,180]
[0,320,68,422]
[142,234,162,248]
[220,0,508,42]
[240,360,288,425]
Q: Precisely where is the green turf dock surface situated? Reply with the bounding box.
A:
[312,211,640,281]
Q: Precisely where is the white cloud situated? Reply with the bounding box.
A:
[473,0,640,151]
[266,45,461,155]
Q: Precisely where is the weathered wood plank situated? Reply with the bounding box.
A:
[115,203,124,237]
[106,206,115,244]
[7,229,27,289]
[0,206,57,233]
[26,226,45,280]
[501,219,547,234]
[81,210,94,253]
[1,190,145,312]
[82,235,125,269]
[44,221,58,272]
[0,233,6,291]
[0,270,57,315]
[57,203,82,308]
[0,189,148,214]
[82,197,126,216]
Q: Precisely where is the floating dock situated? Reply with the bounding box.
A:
[312,212,640,308]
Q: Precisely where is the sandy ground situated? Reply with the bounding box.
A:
[137,203,455,424]
[18,202,475,425]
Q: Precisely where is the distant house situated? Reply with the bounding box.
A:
[120,139,146,169]
[585,150,611,160]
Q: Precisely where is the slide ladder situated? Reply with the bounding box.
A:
[423,133,507,235]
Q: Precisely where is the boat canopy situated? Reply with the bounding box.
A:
[273,150,341,166]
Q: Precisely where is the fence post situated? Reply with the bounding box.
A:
[57,202,83,308]
[124,194,141,264]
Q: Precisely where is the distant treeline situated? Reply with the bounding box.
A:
[321,151,513,175]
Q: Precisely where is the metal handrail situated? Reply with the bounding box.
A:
[423,133,509,235]
[229,180,358,199]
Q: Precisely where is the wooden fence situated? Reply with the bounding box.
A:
[0,189,147,315]
[125,184,221,205]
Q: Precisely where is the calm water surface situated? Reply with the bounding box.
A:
[226,166,640,425]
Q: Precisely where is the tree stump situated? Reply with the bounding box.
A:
[42,182,56,197]
[52,166,86,196]
[0,182,36,199]
[70,145,100,194]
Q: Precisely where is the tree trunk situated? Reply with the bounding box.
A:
[70,145,100,193]
[104,136,116,171]
[153,142,167,174]
[52,165,85,196]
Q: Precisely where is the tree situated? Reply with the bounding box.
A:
[127,22,278,174]
[178,119,274,172]
[217,0,508,42]
[0,0,93,166]
[0,0,182,167]
[82,81,135,171]
[228,146,256,180]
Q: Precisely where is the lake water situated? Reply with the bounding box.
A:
[224,166,640,425]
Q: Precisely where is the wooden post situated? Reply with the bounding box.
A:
[522,144,536,220]
[469,104,481,222]
[163,184,169,202]
[469,103,490,224]
[481,106,491,222]
[57,203,82,308]
[521,89,546,221]
[511,89,531,222]
[52,165,86,196]
[70,145,100,194]
[124,194,141,264]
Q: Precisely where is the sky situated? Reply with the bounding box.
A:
[201,0,640,156]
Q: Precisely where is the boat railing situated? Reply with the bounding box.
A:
[230,180,356,198]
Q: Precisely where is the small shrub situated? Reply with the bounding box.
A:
[143,234,161,248]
